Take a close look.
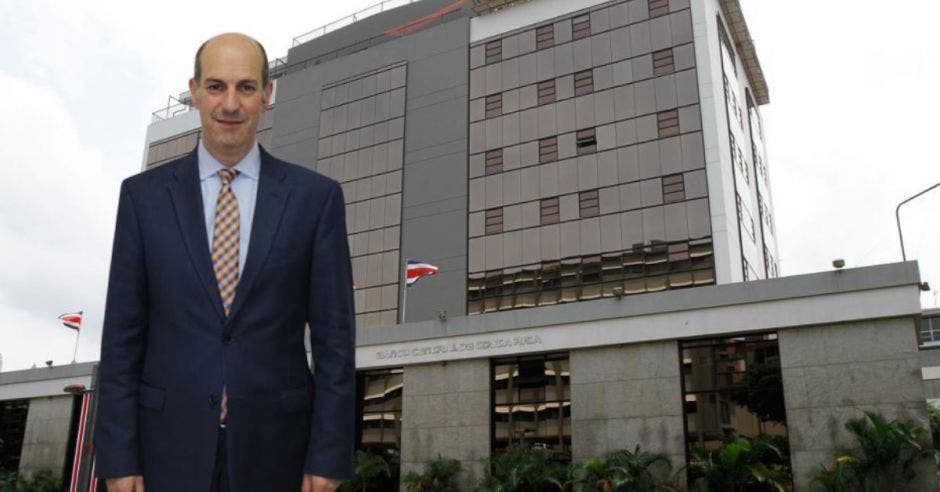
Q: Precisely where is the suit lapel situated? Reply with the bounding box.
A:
[167,151,226,322]
[225,147,291,325]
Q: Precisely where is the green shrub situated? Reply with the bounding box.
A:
[402,455,461,492]
[338,450,392,492]
[0,470,62,492]
[814,411,929,491]
[479,443,567,492]
[689,435,788,492]
[568,445,672,492]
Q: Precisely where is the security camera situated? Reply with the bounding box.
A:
[437,309,447,322]
[832,259,845,269]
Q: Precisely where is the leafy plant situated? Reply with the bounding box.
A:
[568,445,672,492]
[0,470,62,492]
[479,443,567,492]
[689,435,788,492]
[813,411,929,491]
[928,404,940,450]
[338,450,392,492]
[402,455,461,492]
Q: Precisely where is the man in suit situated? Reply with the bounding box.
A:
[94,33,356,492]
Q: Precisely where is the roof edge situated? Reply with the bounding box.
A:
[719,0,769,105]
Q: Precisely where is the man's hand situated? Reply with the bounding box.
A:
[106,475,144,492]
[301,474,341,492]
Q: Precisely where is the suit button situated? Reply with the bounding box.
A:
[209,394,219,408]
[222,334,232,344]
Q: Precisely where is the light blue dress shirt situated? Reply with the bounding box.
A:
[198,140,260,277]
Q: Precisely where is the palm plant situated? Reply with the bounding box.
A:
[402,455,461,492]
[338,450,392,492]
[814,411,929,491]
[568,446,672,492]
[689,436,788,492]
[479,443,567,492]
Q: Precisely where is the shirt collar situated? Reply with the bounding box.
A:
[197,139,261,181]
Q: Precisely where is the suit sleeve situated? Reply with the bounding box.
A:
[94,180,149,478]
[304,181,356,479]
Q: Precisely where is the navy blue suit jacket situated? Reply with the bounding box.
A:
[94,147,356,491]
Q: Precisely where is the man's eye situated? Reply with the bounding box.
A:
[206,84,222,92]
[241,86,256,93]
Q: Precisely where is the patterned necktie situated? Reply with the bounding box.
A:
[212,168,240,315]
[211,168,239,426]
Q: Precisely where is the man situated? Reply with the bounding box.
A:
[94,33,355,492]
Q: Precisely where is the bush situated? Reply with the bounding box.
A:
[402,455,460,492]
[479,443,567,492]
[338,450,392,492]
[814,411,929,491]
[0,470,62,492]
[688,435,788,491]
[568,445,672,492]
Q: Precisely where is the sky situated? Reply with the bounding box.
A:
[0,0,937,372]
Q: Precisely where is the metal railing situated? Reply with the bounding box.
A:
[292,0,420,47]
[151,94,193,123]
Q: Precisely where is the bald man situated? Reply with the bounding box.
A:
[95,33,356,492]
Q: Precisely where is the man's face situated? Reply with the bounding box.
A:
[189,36,272,161]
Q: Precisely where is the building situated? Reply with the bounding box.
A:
[1,0,918,489]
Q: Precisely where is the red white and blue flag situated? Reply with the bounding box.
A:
[58,311,83,331]
[406,260,438,287]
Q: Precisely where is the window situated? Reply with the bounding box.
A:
[657,110,680,137]
[466,240,716,314]
[492,353,571,459]
[485,39,502,64]
[648,0,670,18]
[573,70,594,96]
[485,93,503,118]
[539,137,558,163]
[537,79,556,105]
[681,334,791,487]
[652,48,675,76]
[486,207,504,234]
[540,197,560,225]
[356,368,403,488]
[0,399,29,474]
[485,149,504,175]
[536,24,554,50]
[571,14,591,40]
[575,128,597,154]
[662,173,685,203]
[921,315,940,346]
[579,189,599,217]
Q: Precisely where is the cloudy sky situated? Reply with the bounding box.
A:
[0,0,937,372]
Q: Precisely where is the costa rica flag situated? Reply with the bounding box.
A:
[58,311,83,331]
[405,260,438,287]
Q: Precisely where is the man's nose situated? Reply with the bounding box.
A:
[221,88,239,112]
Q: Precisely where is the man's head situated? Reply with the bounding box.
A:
[189,33,273,165]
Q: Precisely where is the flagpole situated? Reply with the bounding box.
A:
[72,326,81,363]
[71,310,83,363]
[400,275,408,324]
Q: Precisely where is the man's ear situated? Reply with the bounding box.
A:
[188,78,198,104]
[261,81,274,109]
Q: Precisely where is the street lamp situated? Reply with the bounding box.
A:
[896,181,940,261]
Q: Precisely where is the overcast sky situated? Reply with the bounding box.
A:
[0,0,937,372]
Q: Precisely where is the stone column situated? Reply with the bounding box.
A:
[400,359,490,490]
[18,395,74,480]
[779,317,934,490]
[570,341,685,469]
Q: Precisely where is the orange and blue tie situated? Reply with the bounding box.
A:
[211,168,239,426]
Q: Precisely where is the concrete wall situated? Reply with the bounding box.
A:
[779,317,934,490]
[17,395,73,480]
[570,341,685,467]
[400,359,490,490]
